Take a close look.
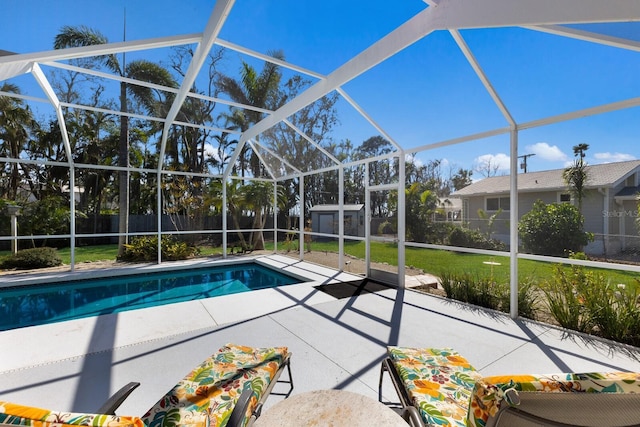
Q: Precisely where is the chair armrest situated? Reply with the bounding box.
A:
[227,387,254,427]
[403,406,426,427]
[96,382,141,415]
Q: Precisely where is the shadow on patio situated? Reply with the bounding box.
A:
[1,258,640,418]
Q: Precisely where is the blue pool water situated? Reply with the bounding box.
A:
[0,263,301,331]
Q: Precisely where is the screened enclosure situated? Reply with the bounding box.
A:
[2,0,640,318]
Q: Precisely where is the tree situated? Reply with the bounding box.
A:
[0,83,37,200]
[354,136,394,217]
[474,156,502,178]
[519,200,593,256]
[253,72,339,216]
[54,25,178,255]
[210,179,248,249]
[209,178,285,251]
[563,143,589,213]
[219,51,339,231]
[402,182,440,242]
[243,180,283,250]
[450,168,473,191]
[477,208,502,240]
[219,50,285,178]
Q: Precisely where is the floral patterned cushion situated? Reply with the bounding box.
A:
[467,371,640,427]
[387,347,483,427]
[0,401,144,427]
[141,343,289,427]
[0,344,288,427]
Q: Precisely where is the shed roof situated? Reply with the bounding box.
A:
[309,204,365,212]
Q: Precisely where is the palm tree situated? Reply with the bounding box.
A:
[54,25,177,255]
[573,143,589,160]
[563,143,589,213]
[0,83,36,200]
[218,50,284,178]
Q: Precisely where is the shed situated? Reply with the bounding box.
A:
[309,204,365,238]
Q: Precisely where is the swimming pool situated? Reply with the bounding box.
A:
[0,263,302,331]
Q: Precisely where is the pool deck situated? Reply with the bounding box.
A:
[1,254,640,418]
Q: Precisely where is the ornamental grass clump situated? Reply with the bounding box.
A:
[542,265,640,346]
[497,278,539,321]
[581,277,640,346]
[440,271,499,309]
[540,266,591,333]
[439,270,538,318]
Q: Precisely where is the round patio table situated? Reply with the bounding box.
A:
[252,389,407,427]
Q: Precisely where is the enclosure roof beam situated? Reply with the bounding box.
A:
[336,88,402,151]
[450,29,515,127]
[216,38,326,80]
[157,0,235,172]
[31,64,73,165]
[282,119,341,166]
[46,61,273,120]
[251,138,302,175]
[241,0,640,146]
[0,34,202,80]
[248,140,277,180]
[525,25,640,53]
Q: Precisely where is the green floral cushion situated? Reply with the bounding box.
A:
[0,344,287,427]
[141,343,289,427]
[467,371,640,427]
[0,401,144,427]
[387,347,482,427]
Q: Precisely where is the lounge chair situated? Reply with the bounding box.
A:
[0,343,293,427]
[379,346,640,427]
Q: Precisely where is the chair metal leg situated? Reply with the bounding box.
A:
[96,382,140,415]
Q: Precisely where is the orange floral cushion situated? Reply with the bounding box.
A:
[0,401,144,427]
[141,343,289,427]
[387,347,482,427]
[467,371,640,427]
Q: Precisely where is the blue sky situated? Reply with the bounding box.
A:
[3,0,640,178]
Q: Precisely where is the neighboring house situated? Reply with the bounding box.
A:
[438,198,462,223]
[451,160,640,255]
[309,204,365,238]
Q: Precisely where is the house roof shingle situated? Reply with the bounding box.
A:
[452,160,640,197]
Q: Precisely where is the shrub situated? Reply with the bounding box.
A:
[496,279,539,320]
[118,236,199,262]
[581,274,640,346]
[20,196,72,237]
[424,222,456,245]
[540,266,592,333]
[440,270,538,319]
[439,270,501,311]
[447,227,506,251]
[541,265,640,345]
[0,247,63,270]
[519,200,593,256]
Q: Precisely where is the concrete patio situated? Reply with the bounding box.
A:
[1,254,640,420]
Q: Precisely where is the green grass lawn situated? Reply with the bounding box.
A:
[1,240,637,286]
[279,240,638,286]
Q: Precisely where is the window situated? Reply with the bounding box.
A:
[559,193,572,203]
[625,173,637,187]
[463,199,469,222]
[486,197,510,211]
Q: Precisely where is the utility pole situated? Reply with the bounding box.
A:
[518,153,535,173]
